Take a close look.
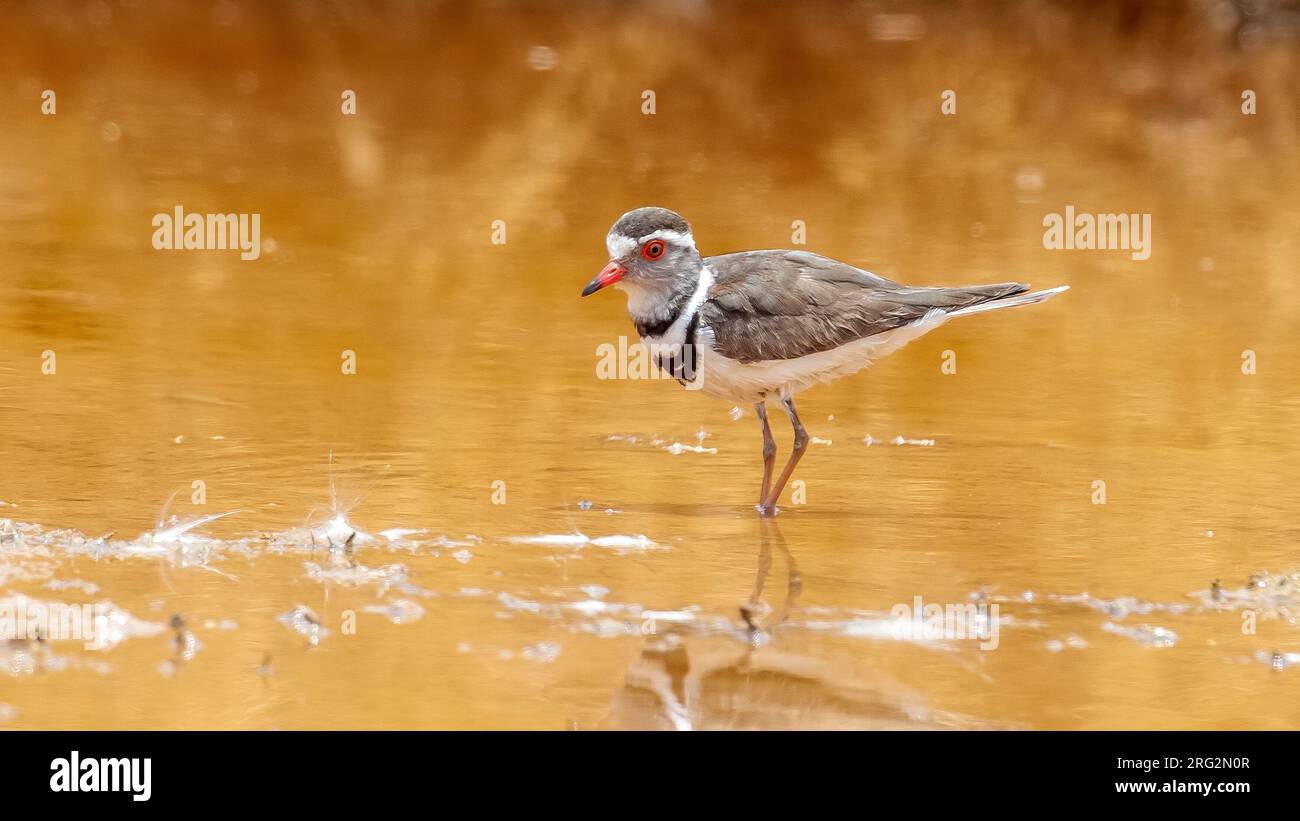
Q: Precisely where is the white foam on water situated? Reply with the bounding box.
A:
[521,641,561,663]
[362,599,425,624]
[1101,621,1178,647]
[509,532,590,546]
[147,509,243,546]
[0,593,166,652]
[303,561,432,599]
[277,604,329,645]
[664,442,717,455]
[508,532,662,553]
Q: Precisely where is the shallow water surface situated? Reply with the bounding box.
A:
[1,2,1299,729]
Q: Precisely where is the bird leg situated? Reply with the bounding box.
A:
[741,520,774,635]
[755,401,777,510]
[742,518,800,639]
[759,396,808,515]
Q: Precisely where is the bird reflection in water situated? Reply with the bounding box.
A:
[740,518,803,643]
[604,520,956,730]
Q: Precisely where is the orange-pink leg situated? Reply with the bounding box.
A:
[759,397,808,516]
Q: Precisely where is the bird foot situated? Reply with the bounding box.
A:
[739,600,773,646]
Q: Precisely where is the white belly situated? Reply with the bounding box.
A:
[689,308,949,403]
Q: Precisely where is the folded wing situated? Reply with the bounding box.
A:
[700,250,1028,363]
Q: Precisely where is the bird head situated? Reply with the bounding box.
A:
[582,206,702,297]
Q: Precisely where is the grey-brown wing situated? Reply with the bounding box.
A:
[700,250,1026,363]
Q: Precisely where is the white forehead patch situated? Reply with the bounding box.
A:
[606,229,696,259]
[606,232,636,259]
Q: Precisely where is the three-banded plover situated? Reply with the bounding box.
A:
[582,206,1068,516]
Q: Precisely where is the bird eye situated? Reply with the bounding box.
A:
[642,240,666,260]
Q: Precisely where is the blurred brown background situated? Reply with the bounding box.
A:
[0,1,1297,729]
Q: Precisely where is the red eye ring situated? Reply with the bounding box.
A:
[642,240,666,260]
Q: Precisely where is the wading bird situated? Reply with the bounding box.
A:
[582,207,1067,516]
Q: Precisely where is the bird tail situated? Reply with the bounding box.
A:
[947,284,1070,318]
